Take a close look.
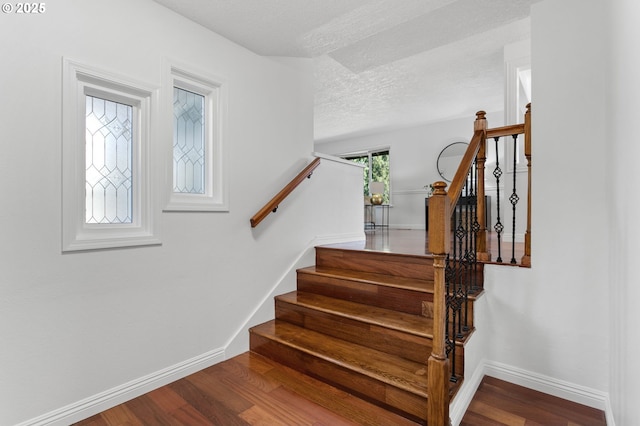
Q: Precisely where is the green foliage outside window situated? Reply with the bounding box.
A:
[345,150,390,204]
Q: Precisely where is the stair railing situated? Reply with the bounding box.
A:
[250,157,321,228]
[483,104,532,266]
[427,104,531,426]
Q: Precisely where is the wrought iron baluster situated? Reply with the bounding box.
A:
[458,178,465,338]
[445,254,458,382]
[469,161,481,295]
[450,190,467,382]
[492,137,504,263]
[446,161,483,381]
[468,161,480,296]
[448,203,456,357]
[462,166,475,333]
[461,177,470,338]
[509,134,520,264]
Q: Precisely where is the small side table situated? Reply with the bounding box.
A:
[365,204,390,229]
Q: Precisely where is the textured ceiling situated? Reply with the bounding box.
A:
[151,0,539,142]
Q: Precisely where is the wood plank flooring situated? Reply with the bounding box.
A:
[73,230,599,425]
[74,352,417,426]
[461,376,606,426]
[74,352,606,426]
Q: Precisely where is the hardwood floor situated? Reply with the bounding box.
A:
[461,376,606,426]
[74,352,606,426]
[73,230,601,425]
[74,352,417,426]
[355,228,525,266]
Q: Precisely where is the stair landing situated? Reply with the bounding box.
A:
[352,228,524,266]
[323,229,433,257]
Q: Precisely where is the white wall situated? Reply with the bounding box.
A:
[0,1,363,425]
[472,0,611,414]
[225,154,365,358]
[315,112,503,229]
[609,1,640,424]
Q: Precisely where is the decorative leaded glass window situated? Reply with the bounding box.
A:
[163,63,228,212]
[62,59,160,252]
[173,87,205,194]
[85,95,134,224]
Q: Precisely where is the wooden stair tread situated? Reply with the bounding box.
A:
[318,242,434,260]
[299,266,484,302]
[250,240,477,422]
[277,290,434,338]
[299,265,434,293]
[250,319,429,398]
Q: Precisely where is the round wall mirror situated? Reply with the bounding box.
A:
[437,142,468,182]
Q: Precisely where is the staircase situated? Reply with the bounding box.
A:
[249,242,482,424]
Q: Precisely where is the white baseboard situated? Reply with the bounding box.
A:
[17,348,225,426]
[450,359,614,426]
[16,232,367,426]
[224,231,365,358]
[484,360,611,413]
[449,360,486,425]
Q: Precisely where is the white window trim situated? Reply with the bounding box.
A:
[62,58,161,252]
[504,48,530,174]
[163,60,229,212]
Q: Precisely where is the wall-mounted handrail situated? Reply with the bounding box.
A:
[250,157,321,228]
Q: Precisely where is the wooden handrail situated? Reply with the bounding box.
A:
[250,157,321,228]
[447,129,484,210]
[486,123,525,138]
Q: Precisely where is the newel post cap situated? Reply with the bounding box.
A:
[428,181,451,255]
[432,181,448,196]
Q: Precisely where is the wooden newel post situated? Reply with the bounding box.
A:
[474,111,490,262]
[427,181,451,426]
[521,103,532,266]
